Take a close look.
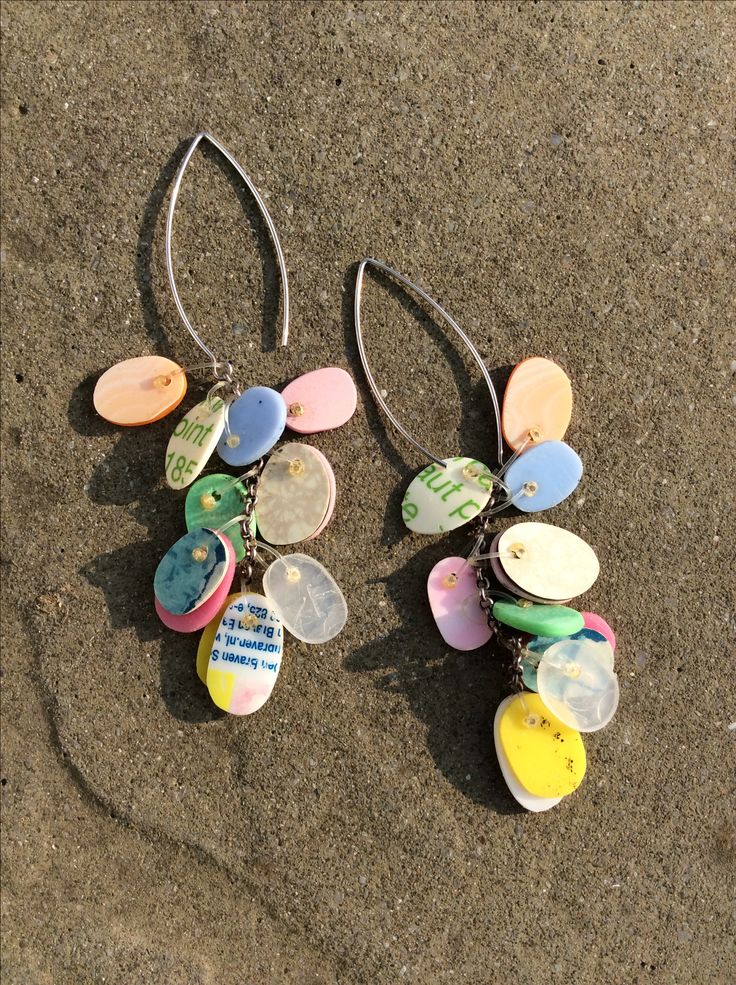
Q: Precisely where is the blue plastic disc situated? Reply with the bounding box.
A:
[154,528,229,616]
[217,386,287,466]
[505,440,583,513]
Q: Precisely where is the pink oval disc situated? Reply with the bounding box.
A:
[581,612,616,651]
[282,367,357,434]
[155,535,236,633]
[93,356,187,426]
[427,556,493,651]
[307,446,337,540]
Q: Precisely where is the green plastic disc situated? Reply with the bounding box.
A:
[492,600,584,637]
[185,473,255,562]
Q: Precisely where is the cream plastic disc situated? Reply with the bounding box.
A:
[256,442,331,545]
[537,636,619,732]
[306,446,336,540]
[262,554,347,644]
[494,696,564,812]
[498,521,599,601]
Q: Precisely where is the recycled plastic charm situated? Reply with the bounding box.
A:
[352,260,620,811]
[470,360,618,811]
[353,257,503,535]
[94,131,355,719]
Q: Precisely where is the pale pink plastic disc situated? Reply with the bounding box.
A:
[427,556,493,651]
[282,367,357,434]
[581,612,617,651]
[155,535,236,633]
[307,446,336,540]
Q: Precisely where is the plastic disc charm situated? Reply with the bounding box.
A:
[184,474,256,563]
[262,554,347,644]
[402,457,493,534]
[281,367,357,434]
[522,627,612,691]
[196,592,240,684]
[498,522,599,602]
[93,356,187,426]
[427,557,493,651]
[154,528,230,616]
[155,536,235,633]
[216,386,287,466]
[504,440,583,513]
[493,599,584,637]
[582,611,617,651]
[487,534,571,604]
[491,562,569,604]
[537,636,619,732]
[308,446,337,540]
[165,397,226,489]
[256,443,333,544]
[502,357,573,452]
[493,696,564,812]
[206,593,283,715]
[495,691,586,799]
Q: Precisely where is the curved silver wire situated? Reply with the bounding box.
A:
[165,131,290,377]
[354,257,503,468]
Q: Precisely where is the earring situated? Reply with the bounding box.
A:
[354,257,619,812]
[93,132,357,717]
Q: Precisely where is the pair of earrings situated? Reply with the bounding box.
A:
[354,258,620,812]
[92,132,621,813]
[93,132,354,716]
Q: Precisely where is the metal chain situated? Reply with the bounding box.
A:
[475,516,497,634]
[472,511,525,694]
[497,632,526,693]
[238,459,264,589]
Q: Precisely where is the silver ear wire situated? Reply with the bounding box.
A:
[354,257,503,468]
[165,131,290,379]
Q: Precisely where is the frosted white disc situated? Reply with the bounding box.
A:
[537,637,619,732]
[262,553,347,644]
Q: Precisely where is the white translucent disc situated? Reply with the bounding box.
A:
[537,636,619,732]
[262,553,347,644]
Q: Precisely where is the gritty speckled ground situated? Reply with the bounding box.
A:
[1,2,735,983]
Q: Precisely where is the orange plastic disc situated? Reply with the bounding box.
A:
[93,356,187,426]
[502,357,572,451]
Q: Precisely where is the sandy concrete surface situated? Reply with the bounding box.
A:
[1,2,734,982]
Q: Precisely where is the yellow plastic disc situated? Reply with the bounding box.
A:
[196,593,240,684]
[496,692,586,798]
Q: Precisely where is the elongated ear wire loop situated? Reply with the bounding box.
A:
[354,258,503,469]
[165,131,290,381]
